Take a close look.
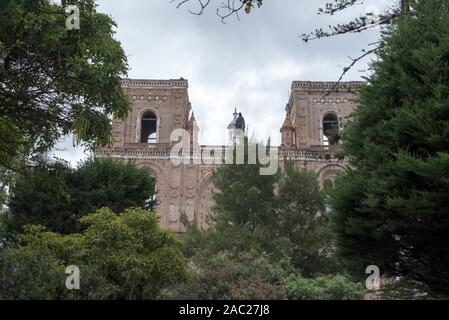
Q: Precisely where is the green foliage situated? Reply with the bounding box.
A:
[164,250,289,300]
[213,142,277,232]
[7,158,155,234]
[207,139,284,255]
[178,152,360,299]
[0,0,130,167]
[330,0,449,295]
[0,211,13,248]
[242,0,263,14]
[0,118,24,209]
[70,157,156,213]
[0,208,189,300]
[0,249,68,300]
[282,274,364,300]
[205,159,339,275]
[0,117,22,172]
[275,162,338,276]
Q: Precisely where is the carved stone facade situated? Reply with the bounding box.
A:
[95,78,364,232]
[281,81,365,148]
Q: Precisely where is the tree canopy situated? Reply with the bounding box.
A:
[0,208,189,300]
[176,142,362,299]
[330,0,449,295]
[7,158,155,234]
[0,0,130,171]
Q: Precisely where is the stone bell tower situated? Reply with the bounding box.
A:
[98,78,218,233]
[110,78,191,148]
[282,81,365,148]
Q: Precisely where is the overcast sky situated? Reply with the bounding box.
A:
[53,0,391,165]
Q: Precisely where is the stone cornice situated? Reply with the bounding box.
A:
[95,145,344,162]
[121,78,189,89]
[291,81,366,91]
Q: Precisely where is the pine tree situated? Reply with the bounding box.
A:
[331,0,449,295]
[275,162,336,276]
[210,138,281,254]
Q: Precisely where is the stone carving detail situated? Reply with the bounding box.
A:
[185,190,195,198]
[298,117,307,126]
[185,166,196,191]
[173,111,183,127]
[201,166,214,180]
[170,168,180,195]
[170,189,180,198]
[185,205,195,222]
[169,205,179,223]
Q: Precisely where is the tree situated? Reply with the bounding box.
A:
[0,0,130,171]
[275,162,337,276]
[7,158,155,234]
[0,208,189,300]
[179,141,364,299]
[185,145,338,269]
[207,138,286,256]
[213,149,277,231]
[330,0,449,295]
[178,139,291,299]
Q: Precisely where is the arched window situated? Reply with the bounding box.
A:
[323,113,339,145]
[141,111,157,143]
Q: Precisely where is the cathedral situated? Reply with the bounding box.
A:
[95,78,365,232]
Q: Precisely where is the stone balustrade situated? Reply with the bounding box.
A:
[95,144,344,162]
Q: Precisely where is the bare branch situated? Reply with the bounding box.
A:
[338,46,380,84]
[170,0,406,83]
[217,0,245,23]
[301,13,398,43]
[322,43,382,98]
[171,0,262,22]
[319,0,363,15]
[188,0,211,16]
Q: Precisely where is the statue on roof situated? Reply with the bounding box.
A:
[227,108,245,131]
